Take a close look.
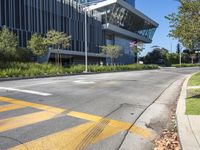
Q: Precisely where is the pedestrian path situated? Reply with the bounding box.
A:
[176,76,200,150]
[0,96,153,150]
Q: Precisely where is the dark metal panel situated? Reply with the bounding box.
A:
[0,0,104,54]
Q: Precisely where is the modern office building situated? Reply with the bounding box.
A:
[0,0,158,65]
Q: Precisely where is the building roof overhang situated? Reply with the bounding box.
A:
[49,49,106,58]
[103,23,152,43]
[88,0,159,27]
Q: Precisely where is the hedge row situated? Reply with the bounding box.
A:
[0,62,158,78]
[172,63,200,68]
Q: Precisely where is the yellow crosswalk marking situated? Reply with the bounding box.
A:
[67,111,152,139]
[0,96,65,114]
[9,121,123,150]
[68,111,102,122]
[0,111,57,133]
[0,104,26,113]
[0,96,152,141]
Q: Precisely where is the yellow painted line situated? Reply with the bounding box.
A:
[0,96,152,139]
[0,104,26,113]
[0,96,65,114]
[0,111,57,133]
[68,111,102,122]
[67,111,152,139]
[10,121,123,150]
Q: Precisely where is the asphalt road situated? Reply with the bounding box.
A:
[0,67,199,150]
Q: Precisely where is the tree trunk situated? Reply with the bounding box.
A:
[56,49,59,66]
[111,58,113,66]
[59,53,62,67]
[136,53,139,63]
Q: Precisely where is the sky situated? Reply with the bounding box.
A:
[136,0,180,56]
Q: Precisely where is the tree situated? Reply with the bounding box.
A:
[144,47,169,64]
[27,34,47,58]
[15,47,33,62]
[45,30,71,66]
[100,45,121,65]
[163,52,179,66]
[0,26,18,61]
[130,41,144,63]
[183,49,197,63]
[166,0,200,62]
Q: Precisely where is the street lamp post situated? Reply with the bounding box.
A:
[79,0,102,73]
[177,43,182,68]
[179,48,182,68]
[84,9,88,73]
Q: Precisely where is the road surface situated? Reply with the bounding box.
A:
[0,67,199,150]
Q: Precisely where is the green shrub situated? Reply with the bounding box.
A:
[172,63,200,68]
[0,62,158,78]
[0,62,65,78]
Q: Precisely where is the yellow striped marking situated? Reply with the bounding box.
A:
[67,111,152,139]
[0,111,57,133]
[10,121,123,150]
[0,96,65,114]
[0,104,26,113]
[0,96,152,139]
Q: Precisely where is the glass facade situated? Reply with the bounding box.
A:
[101,3,157,41]
[77,0,135,7]
[124,0,135,7]
[0,0,103,53]
[0,0,158,65]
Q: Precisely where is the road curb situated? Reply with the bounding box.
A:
[176,74,200,150]
[118,76,187,150]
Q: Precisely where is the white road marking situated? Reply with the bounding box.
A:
[77,78,85,80]
[73,80,95,84]
[0,87,52,96]
[15,80,68,88]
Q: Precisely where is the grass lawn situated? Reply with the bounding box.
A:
[186,88,200,115]
[188,72,200,86]
[186,98,200,115]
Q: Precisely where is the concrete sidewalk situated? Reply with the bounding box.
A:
[176,75,200,150]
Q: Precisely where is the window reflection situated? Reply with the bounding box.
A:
[101,4,157,40]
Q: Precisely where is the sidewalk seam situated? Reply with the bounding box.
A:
[187,115,200,147]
